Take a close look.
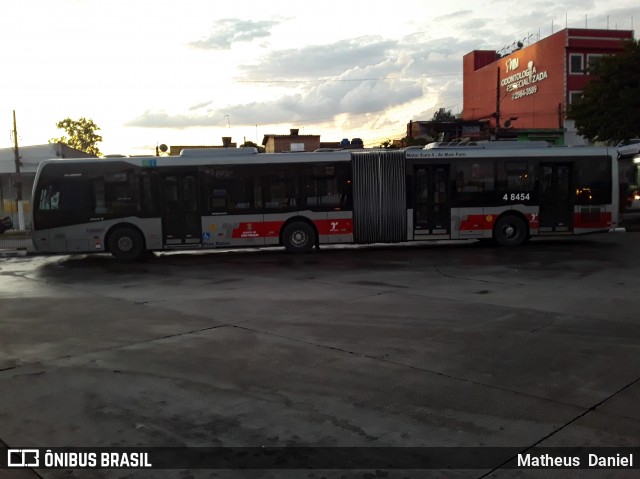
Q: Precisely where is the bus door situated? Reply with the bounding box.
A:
[161,172,202,245]
[539,163,572,232]
[413,165,450,238]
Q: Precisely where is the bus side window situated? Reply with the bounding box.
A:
[39,184,61,210]
[205,167,260,213]
[575,156,612,205]
[339,178,353,210]
[229,175,259,210]
[303,165,344,209]
[498,160,534,192]
[210,189,228,212]
[38,179,93,223]
[455,160,495,193]
[93,178,108,214]
[103,171,140,215]
[140,173,157,214]
[262,173,297,210]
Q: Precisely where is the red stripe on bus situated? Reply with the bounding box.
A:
[459,215,493,231]
[315,219,353,235]
[459,213,540,231]
[231,219,353,239]
[573,211,612,228]
[230,221,282,239]
[459,212,611,232]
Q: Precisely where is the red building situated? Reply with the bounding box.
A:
[462,28,634,143]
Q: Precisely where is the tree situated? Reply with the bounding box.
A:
[569,40,640,143]
[431,108,456,122]
[50,117,103,156]
[241,140,265,153]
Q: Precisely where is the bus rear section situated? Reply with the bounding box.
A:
[402,144,618,245]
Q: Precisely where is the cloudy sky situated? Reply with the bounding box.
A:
[1,0,638,154]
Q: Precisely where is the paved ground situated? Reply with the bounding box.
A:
[0,232,639,478]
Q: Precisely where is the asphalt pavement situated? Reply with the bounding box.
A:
[0,226,639,478]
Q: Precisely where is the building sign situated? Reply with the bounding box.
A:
[500,59,549,100]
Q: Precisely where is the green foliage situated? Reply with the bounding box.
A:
[50,117,103,157]
[431,108,456,122]
[241,140,265,153]
[380,136,427,149]
[569,40,640,143]
[404,136,428,147]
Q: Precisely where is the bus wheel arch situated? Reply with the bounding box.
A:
[106,224,146,260]
[280,217,318,253]
[493,212,529,247]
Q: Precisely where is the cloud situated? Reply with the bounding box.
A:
[433,9,474,22]
[189,18,279,50]
[238,37,397,79]
[126,110,217,129]
[126,75,423,130]
[127,34,477,131]
[189,100,214,111]
[127,56,424,130]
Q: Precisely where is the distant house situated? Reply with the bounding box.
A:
[168,137,237,156]
[0,143,96,230]
[262,129,320,153]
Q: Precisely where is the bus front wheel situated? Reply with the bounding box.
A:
[493,215,528,247]
[282,221,316,254]
[108,226,145,261]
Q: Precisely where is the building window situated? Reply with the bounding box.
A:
[569,54,584,74]
[569,91,583,105]
[290,142,305,152]
[586,54,603,74]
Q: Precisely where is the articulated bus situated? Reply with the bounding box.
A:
[31,143,619,260]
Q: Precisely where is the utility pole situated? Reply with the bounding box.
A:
[13,110,20,174]
[557,103,563,129]
[12,110,22,201]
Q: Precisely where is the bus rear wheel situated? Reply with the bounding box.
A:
[282,221,316,254]
[493,215,528,247]
[108,226,145,261]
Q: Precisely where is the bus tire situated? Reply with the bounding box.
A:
[493,215,528,247]
[108,226,145,261]
[282,221,316,254]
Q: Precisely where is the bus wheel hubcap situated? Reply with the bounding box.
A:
[291,231,307,246]
[117,236,133,252]
[503,225,515,238]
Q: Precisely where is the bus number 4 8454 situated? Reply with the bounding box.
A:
[503,193,530,201]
